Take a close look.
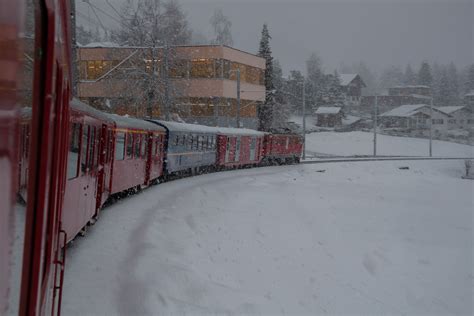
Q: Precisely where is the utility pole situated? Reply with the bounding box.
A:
[236,68,241,128]
[429,97,433,157]
[373,93,378,156]
[302,80,306,160]
[163,43,171,121]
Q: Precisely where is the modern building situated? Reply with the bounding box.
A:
[339,74,366,106]
[76,44,266,128]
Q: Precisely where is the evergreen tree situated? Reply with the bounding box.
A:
[257,23,275,131]
[272,60,291,129]
[379,65,404,90]
[436,68,451,106]
[403,64,417,85]
[323,70,344,106]
[447,62,460,105]
[305,52,325,111]
[210,8,233,46]
[418,61,433,87]
[286,70,305,114]
[466,64,474,92]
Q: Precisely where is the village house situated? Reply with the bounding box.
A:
[361,85,432,113]
[379,104,451,131]
[436,106,473,129]
[315,107,343,127]
[339,74,366,106]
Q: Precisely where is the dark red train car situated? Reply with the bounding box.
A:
[62,99,114,242]
[262,134,303,164]
[108,115,166,194]
[216,128,265,168]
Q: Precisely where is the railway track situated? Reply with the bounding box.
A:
[301,156,473,164]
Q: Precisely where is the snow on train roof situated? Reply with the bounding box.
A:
[71,98,114,122]
[150,120,265,136]
[106,114,165,131]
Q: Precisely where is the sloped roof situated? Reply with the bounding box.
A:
[315,107,342,114]
[436,106,465,115]
[380,104,429,117]
[465,91,474,97]
[339,74,358,86]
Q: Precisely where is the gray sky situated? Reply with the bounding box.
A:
[77,0,473,75]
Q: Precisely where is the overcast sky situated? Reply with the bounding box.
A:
[77,0,473,75]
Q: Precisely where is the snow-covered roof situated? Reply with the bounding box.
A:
[339,74,358,86]
[150,120,265,136]
[107,113,165,131]
[391,85,430,89]
[465,91,474,97]
[380,104,429,117]
[81,41,123,48]
[315,107,342,114]
[71,98,115,123]
[435,106,465,115]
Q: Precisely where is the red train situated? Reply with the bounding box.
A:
[0,1,302,315]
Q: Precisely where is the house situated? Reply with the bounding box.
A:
[380,104,451,130]
[315,107,343,127]
[436,106,473,129]
[464,91,474,110]
[361,85,432,113]
[339,74,366,106]
[388,85,431,97]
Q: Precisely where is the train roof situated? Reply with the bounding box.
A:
[71,98,114,123]
[149,120,265,136]
[107,114,166,132]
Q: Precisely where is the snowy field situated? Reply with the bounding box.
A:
[62,160,473,315]
[305,131,473,158]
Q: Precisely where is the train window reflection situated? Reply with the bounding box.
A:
[67,123,81,179]
[115,132,125,160]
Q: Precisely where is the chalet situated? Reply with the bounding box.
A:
[380,104,451,130]
[436,106,473,129]
[340,74,366,106]
[315,107,343,127]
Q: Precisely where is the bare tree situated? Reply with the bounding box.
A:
[210,8,233,46]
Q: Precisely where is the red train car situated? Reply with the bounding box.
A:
[108,115,166,194]
[62,100,115,242]
[216,128,265,168]
[262,134,303,164]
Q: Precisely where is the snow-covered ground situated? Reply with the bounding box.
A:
[62,160,473,315]
[305,131,473,157]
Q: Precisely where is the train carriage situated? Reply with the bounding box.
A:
[149,120,219,176]
[262,133,303,164]
[62,99,115,242]
[108,115,166,194]
[216,128,265,169]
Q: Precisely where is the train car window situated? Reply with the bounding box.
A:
[81,125,90,174]
[126,133,133,158]
[195,134,200,150]
[181,134,186,146]
[151,136,156,156]
[141,136,147,157]
[174,134,180,146]
[134,134,141,158]
[212,136,216,150]
[94,130,100,168]
[188,134,193,150]
[107,130,113,162]
[67,123,81,179]
[88,127,96,170]
[115,132,125,160]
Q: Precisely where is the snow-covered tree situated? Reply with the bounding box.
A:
[76,25,102,46]
[305,52,325,111]
[271,59,292,129]
[403,64,417,85]
[446,62,460,105]
[417,61,433,87]
[379,65,404,91]
[465,64,474,92]
[285,70,305,114]
[210,8,233,46]
[257,23,275,131]
[323,70,344,106]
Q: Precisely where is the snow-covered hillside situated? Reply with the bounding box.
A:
[305,131,473,157]
[62,160,473,315]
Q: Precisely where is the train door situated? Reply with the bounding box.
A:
[250,137,256,161]
[235,137,241,162]
[96,124,110,211]
[225,136,231,163]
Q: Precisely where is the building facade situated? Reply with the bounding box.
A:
[315,107,343,127]
[77,44,266,128]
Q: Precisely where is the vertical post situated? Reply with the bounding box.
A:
[236,68,241,128]
[164,43,170,121]
[429,97,433,157]
[70,0,78,96]
[373,94,378,156]
[302,80,306,160]
[147,47,155,119]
